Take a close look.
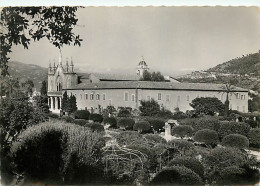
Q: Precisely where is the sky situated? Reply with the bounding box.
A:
[9,6,260,76]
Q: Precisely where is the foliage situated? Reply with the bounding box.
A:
[21,79,34,96]
[40,80,47,96]
[61,116,75,123]
[62,92,77,114]
[85,122,105,133]
[172,110,188,120]
[190,97,225,116]
[102,105,116,117]
[192,116,221,132]
[61,91,69,112]
[48,112,59,119]
[103,117,117,128]
[244,119,258,128]
[74,119,88,126]
[248,94,260,112]
[33,95,49,113]
[1,7,82,76]
[194,129,219,147]
[143,134,167,147]
[222,134,249,149]
[248,128,260,148]
[178,118,199,127]
[167,157,204,178]
[151,165,202,185]
[115,131,144,146]
[139,98,160,116]
[11,121,105,184]
[168,139,195,155]
[171,125,193,138]
[117,107,132,118]
[117,118,135,130]
[149,119,165,133]
[133,121,151,133]
[140,71,165,82]
[218,121,250,139]
[156,107,174,118]
[74,110,90,120]
[89,113,103,123]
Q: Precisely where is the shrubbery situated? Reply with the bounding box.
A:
[143,134,167,147]
[115,131,144,146]
[218,121,250,139]
[167,157,204,178]
[194,129,219,147]
[168,139,195,155]
[248,128,260,148]
[48,113,59,119]
[11,121,105,184]
[133,121,151,133]
[222,134,249,149]
[245,119,258,128]
[171,125,193,138]
[85,122,105,133]
[192,116,220,132]
[117,107,132,118]
[149,119,165,133]
[89,113,103,123]
[103,117,117,128]
[74,119,88,126]
[74,110,90,120]
[61,116,75,123]
[151,165,202,185]
[117,118,135,130]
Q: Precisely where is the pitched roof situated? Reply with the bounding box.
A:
[64,81,248,92]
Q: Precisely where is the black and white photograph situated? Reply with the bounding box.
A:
[1,2,260,185]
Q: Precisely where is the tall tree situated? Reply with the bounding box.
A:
[61,91,69,112]
[0,7,82,77]
[67,94,77,114]
[40,80,47,96]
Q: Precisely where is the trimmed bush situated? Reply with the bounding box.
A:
[167,157,204,178]
[117,118,135,130]
[133,121,151,133]
[74,110,90,120]
[178,118,199,127]
[48,113,59,119]
[11,121,105,184]
[115,131,144,146]
[168,139,195,154]
[171,125,193,138]
[61,116,75,123]
[74,119,88,126]
[85,122,105,133]
[143,134,167,147]
[117,107,132,118]
[248,128,260,148]
[192,116,220,132]
[245,119,258,128]
[89,113,103,123]
[218,121,250,139]
[149,119,165,133]
[103,117,117,128]
[222,134,249,149]
[194,129,219,146]
[151,165,202,185]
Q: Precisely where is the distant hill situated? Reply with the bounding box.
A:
[176,51,260,91]
[8,61,48,91]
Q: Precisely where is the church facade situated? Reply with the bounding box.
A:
[47,58,249,114]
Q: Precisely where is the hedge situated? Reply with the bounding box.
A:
[74,119,88,126]
[167,157,204,178]
[171,125,193,138]
[194,129,219,146]
[168,139,195,154]
[248,128,260,148]
[61,116,75,123]
[10,121,105,184]
[74,110,90,120]
[192,116,220,132]
[117,118,135,130]
[85,122,105,133]
[222,134,249,149]
[218,121,250,139]
[149,119,165,133]
[103,117,117,128]
[89,113,103,123]
[48,113,59,119]
[133,121,151,133]
[151,165,202,185]
[245,119,258,128]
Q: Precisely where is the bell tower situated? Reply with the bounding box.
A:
[136,56,149,77]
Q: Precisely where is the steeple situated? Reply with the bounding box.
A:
[59,49,62,66]
[136,56,149,76]
[70,57,74,72]
[66,57,69,72]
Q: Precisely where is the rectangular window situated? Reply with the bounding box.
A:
[96,94,100,100]
[187,95,189,101]
[124,92,129,101]
[90,94,94,100]
[131,94,135,102]
[166,95,170,102]
[103,93,106,100]
[158,93,162,100]
[85,94,88,100]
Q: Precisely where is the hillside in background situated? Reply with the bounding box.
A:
[8,61,48,91]
[176,51,260,91]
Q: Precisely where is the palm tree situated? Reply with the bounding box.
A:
[220,82,236,116]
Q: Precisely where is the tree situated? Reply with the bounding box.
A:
[248,93,260,112]
[193,129,219,147]
[61,91,69,112]
[221,82,236,116]
[40,80,47,96]
[22,79,34,96]
[140,71,165,81]
[190,97,225,116]
[1,7,82,76]
[67,94,77,114]
[139,98,161,116]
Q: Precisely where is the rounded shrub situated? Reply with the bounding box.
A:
[167,157,204,178]
[74,119,88,126]
[245,119,258,128]
[89,113,103,123]
[194,129,219,146]
[171,125,193,138]
[168,139,195,154]
[133,121,151,133]
[143,134,167,146]
[61,116,75,123]
[193,116,220,132]
[85,122,105,133]
[149,119,165,133]
[151,165,202,185]
[117,118,135,130]
[218,121,250,139]
[115,131,144,146]
[74,110,90,120]
[48,113,59,119]
[103,117,117,128]
[117,107,132,118]
[222,134,249,149]
[248,128,260,148]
